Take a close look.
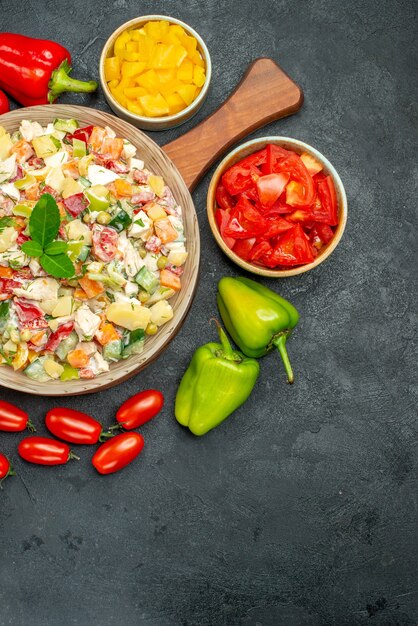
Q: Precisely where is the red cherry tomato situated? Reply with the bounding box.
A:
[18,437,78,466]
[45,408,112,445]
[0,400,35,432]
[0,453,14,485]
[92,432,144,475]
[116,390,164,430]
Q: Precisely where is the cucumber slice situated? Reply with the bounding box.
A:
[55,331,78,361]
[123,328,145,357]
[135,266,158,294]
[24,358,51,382]
[73,138,86,158]
[78,176,91,188]
[103,339,123,362]
[54,118,79,133]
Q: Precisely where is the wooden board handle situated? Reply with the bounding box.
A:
[162,57,303,191]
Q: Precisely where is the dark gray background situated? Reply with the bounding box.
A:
[0,1,417,624]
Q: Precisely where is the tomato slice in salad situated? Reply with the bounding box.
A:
[92,225,118,262]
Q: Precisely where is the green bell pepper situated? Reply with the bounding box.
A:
[175,322,259,436]
[217,276,299,384]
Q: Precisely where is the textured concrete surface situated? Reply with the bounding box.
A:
[0,1,417,624]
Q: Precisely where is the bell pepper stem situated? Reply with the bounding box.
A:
[48,60,98,103]
[211,318,236,360]
[68,451,80,462]
[272,334,294,384]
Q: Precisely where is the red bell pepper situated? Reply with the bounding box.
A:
[0,33,98,105]
[0,89,9,114]
[44,321,74,352]
[67,125,94,144]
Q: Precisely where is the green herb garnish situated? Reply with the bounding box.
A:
[0,216,13,232]
[20,193,75,279]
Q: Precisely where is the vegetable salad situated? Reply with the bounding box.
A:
[0,118,187,382]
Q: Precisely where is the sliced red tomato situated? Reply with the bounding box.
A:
[262,143,292,175]
[263,217,294,239]
[271,224,315,266]
[215,209,235,249]
[63,193,89,218]
[224,198,267,239]
[315,176,338,225]
[215,183,234,210]
[300,152,323,176]
[92,224,118,262]
[232,237,256,261]
[249,240,273,263]
[214,144,338,271]
[256,173,289,207]
[311,223,334,246]
[221,149,266,196]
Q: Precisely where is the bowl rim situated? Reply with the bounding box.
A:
[99,14,212,126]
[207,136,348,278]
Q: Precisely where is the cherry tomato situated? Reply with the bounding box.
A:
[92,432,144,475]
[0,400,35,432]
[116,390,164,430]
[0,453,15,485]
[92,225,118,262]
[18,437,79,466]
[46,408,113,445]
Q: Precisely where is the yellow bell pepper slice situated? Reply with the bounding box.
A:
[104,57,121,81]
[177,58,194,82]
[139,93,170,117]
[177,84,197,106]
[193,65,206,87]
[121,61,146,78]
[114,31,131,56]
[166,93,186,115]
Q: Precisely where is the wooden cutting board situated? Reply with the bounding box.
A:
[163,57,303,190]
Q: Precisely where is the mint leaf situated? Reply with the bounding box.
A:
[40,253,75,278]
[29,193,60,248]
[44,240,67,255]
[21,240,43,257]
[0,216,13,232]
